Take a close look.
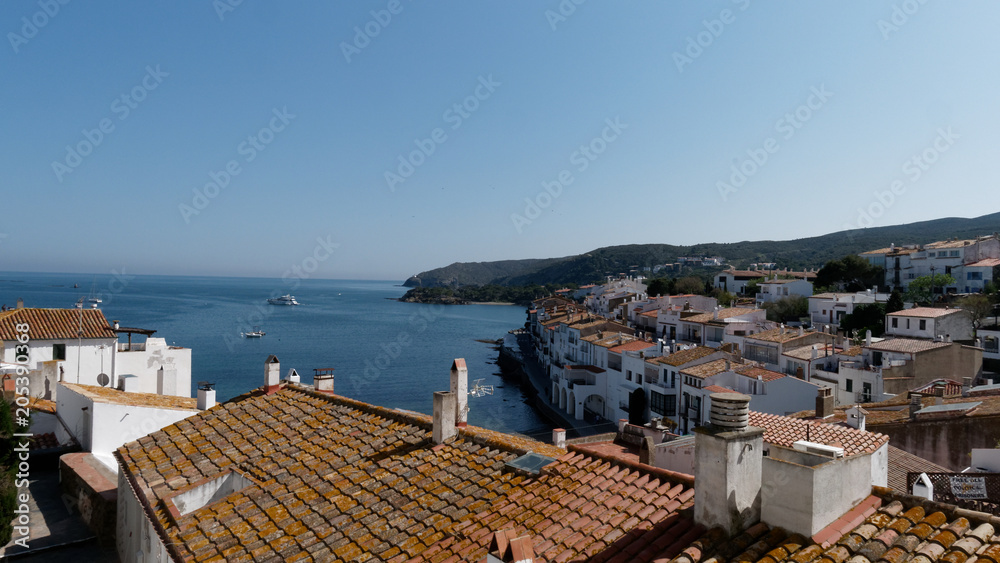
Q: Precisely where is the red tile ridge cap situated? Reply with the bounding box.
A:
[872,485,1000,528]
[566,443,695,487]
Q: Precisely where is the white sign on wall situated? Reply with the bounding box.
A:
[950,476,988,500]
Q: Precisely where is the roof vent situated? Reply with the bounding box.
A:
[197,381,216,410]
[708,392,750,431]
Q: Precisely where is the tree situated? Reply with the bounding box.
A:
[762,296,809,323]
[710,288,736,307]
[905,274,956,305]
[744,278,765,297]
[958,294,992,331]
[675,276,705,295]
[646,278,675,297]
[886,289,904,314]
[815,255,884,292]
[840,303,886,338]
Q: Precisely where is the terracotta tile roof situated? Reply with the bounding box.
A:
[967,258,1000,267]
[62,382,198,411]
[867,337,952,354]
[592,334,638,349]
[683,307,760,324]
[116,385,564,562]
[748,411,888,457]
[416,446,701,563]
[680,358,731,380]
[782,344,833,361]
[609,340,657,353]
[888,306,963,318]
[746,327,813,344]
[721,269,817,280]
[703,384,732,394]
[654,346,720,367]
[669,491,1000,563]
[734,365,785,382]
[926,238,976,249]
[0,308,116,340]
[886,446,949,491]
[640,309,660,317]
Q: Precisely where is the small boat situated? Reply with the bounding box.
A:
[267,294,300,305]
[242,326,266,338]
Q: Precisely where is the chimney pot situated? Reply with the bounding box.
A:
[552,428,566,448]
[314,368,336,394]
[433,391,457,444]
[197,382,216,410]
[909,394,923,420]
[815,387,834,417]
[265,355,281,394]
[451,359,469,426]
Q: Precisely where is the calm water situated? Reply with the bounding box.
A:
[0,272,552,438]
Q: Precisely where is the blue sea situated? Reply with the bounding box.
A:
[0,272,553,438]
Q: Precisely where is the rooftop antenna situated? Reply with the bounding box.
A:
[461,378,494,417]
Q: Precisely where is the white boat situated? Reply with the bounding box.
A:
[242,326,266,338]
[267,294,300,305]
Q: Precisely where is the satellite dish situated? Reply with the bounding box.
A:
[97,373,110,387]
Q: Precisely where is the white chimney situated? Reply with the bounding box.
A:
[197,382,216,410]
[16,298,23,309]
[798,326,804,337]
[157,366,178,396]
[451,359,469,427]
[845,405,866,431]
[694,393,763,536]
[433,391,457,444]
[552,428,566,448]
[265,355,280,395]
[286,368,300,384]
[314,368,335,394]
[865,330,872,347]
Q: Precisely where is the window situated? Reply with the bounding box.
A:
[968,272,983,280]
[845,379,853,392]
[950,250,960,257]
[919,319,926,331]
[891,318,898,328]
[626,370,633,382]
[52,344,66,361]
[650,391,676,416]
[906,319,910,329]
[928,252,935,257]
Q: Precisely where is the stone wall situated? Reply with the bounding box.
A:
[59,453,118,545]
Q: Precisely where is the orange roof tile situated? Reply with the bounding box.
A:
[967,258,1000,267]
[746,327,814,344]
[609,340,658,353]
[116,385,564,562]
[734,365,784,382]
[683,307,760,324]
[867,337,951,354]
[680,358,731,379]
[0,307,116,340]
[654,346,720,367]
[748,411,888,457]
[62,382,198,411]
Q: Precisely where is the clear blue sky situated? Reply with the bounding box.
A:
[3,1,998,281]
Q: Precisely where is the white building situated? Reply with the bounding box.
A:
[755,278,814,306]
[885,307,973,342]
[0,306,193,400]
[807,290,888,331]
[864,234,1000,293]
[57,381,201,471]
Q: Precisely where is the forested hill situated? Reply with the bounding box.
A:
[403,212,1000,288]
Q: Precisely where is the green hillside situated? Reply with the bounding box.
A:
[403,212,1000,288]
